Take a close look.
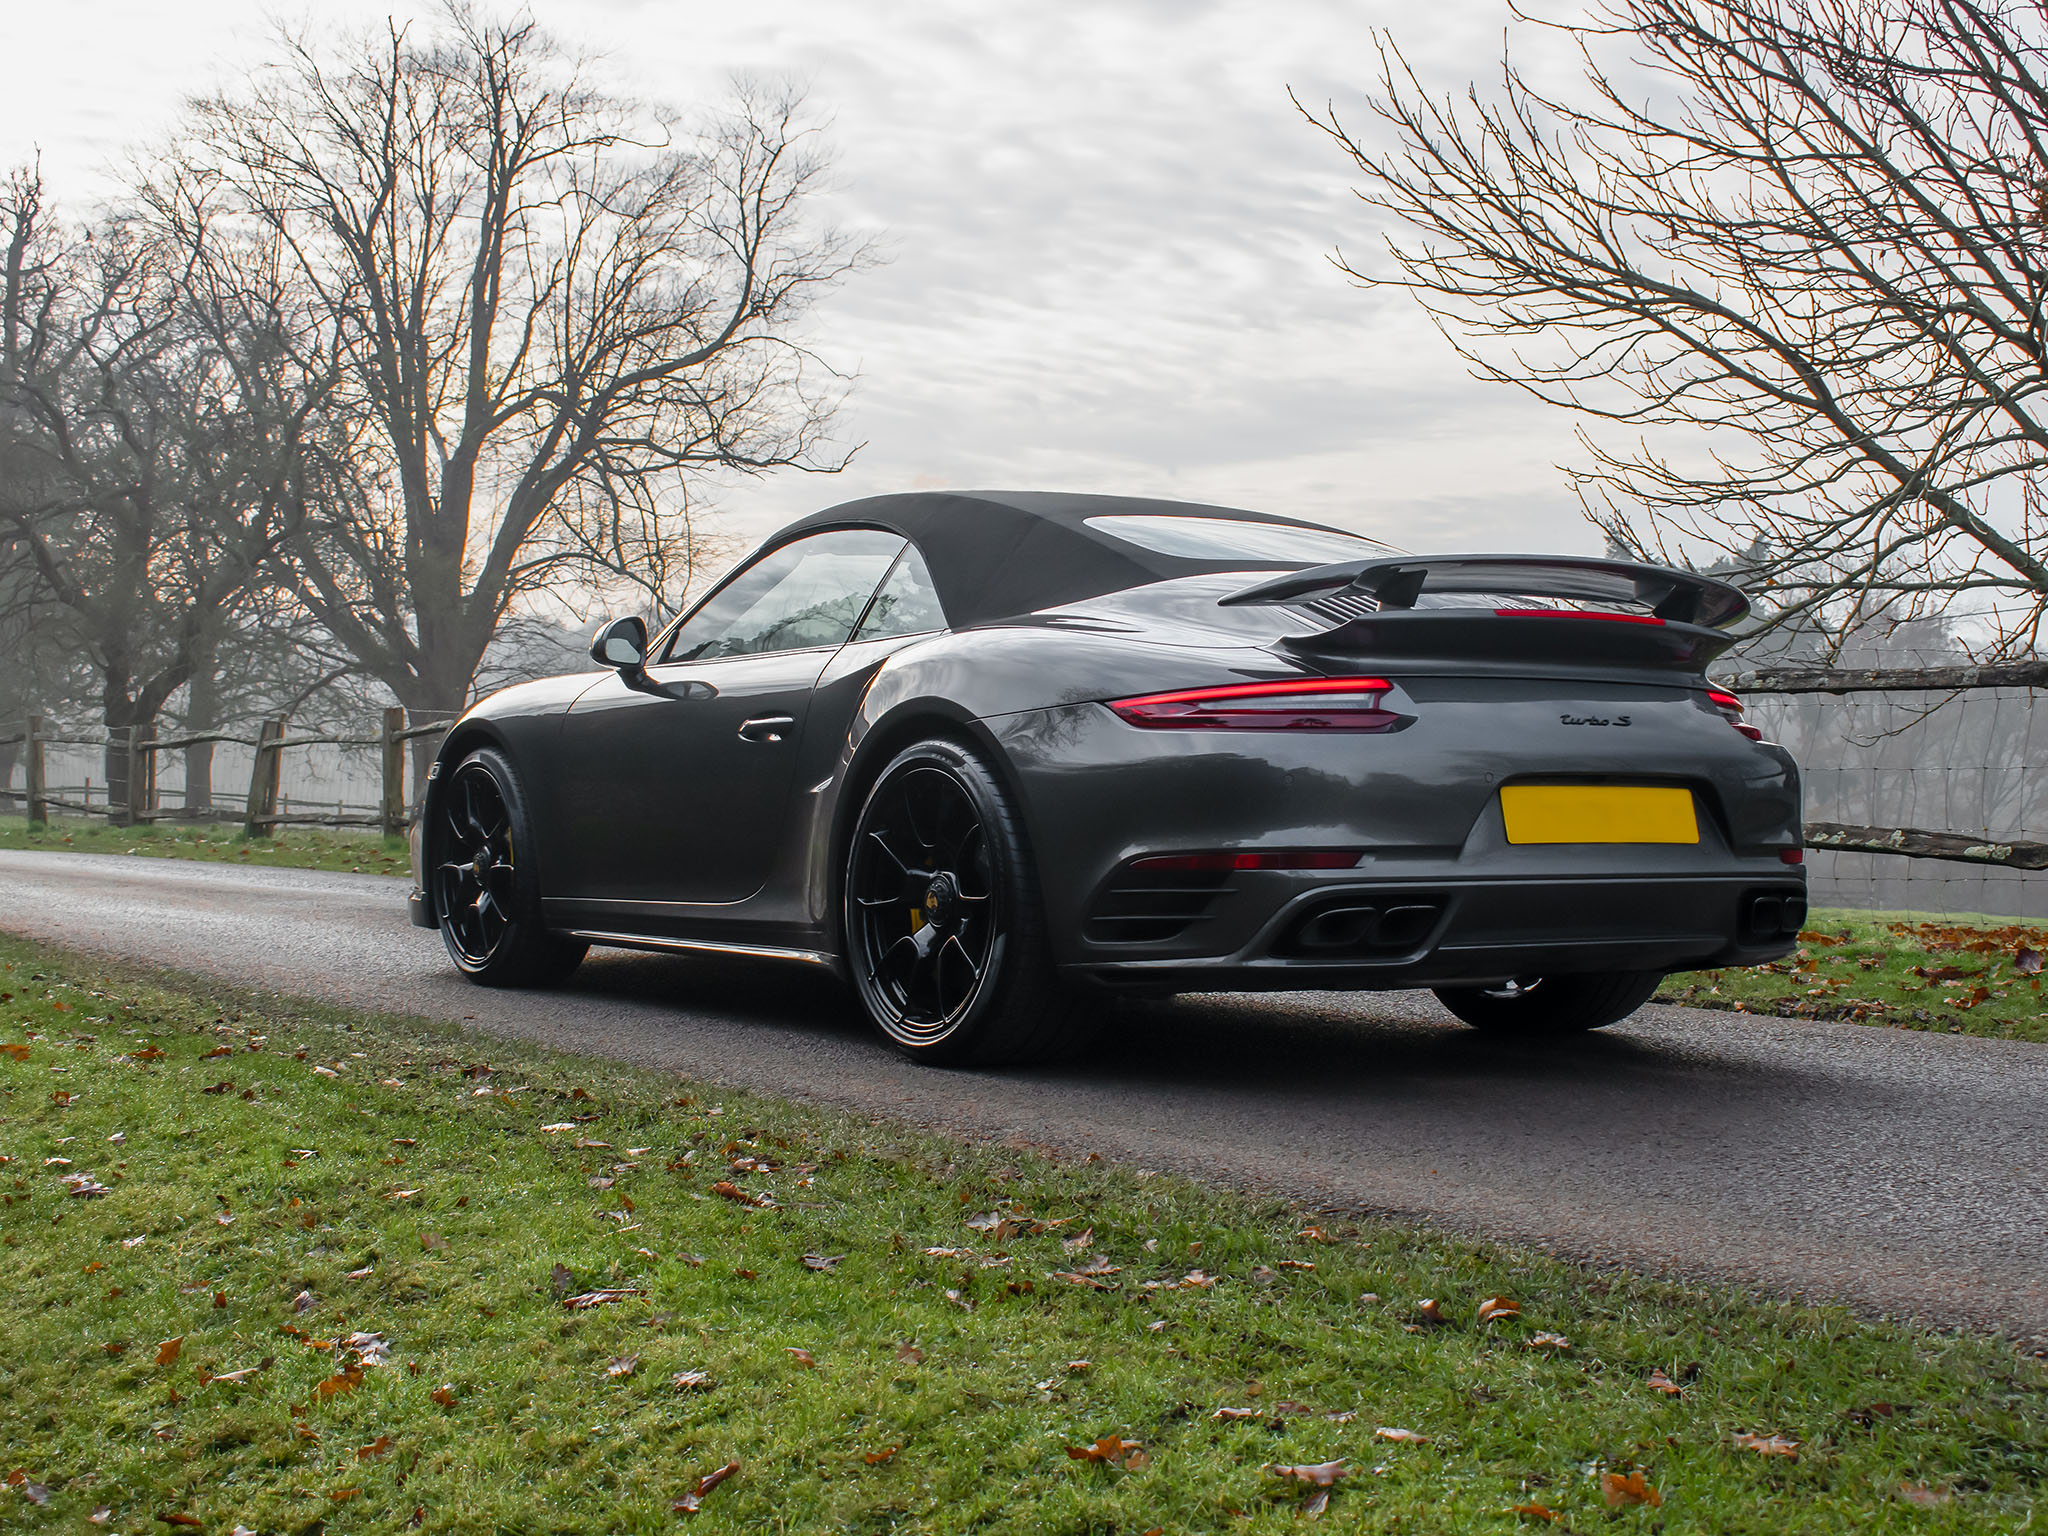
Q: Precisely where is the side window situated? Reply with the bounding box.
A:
[853,544,948,641]
[664,530,906,663]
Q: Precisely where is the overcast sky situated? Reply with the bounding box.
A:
[2,0,1599,564]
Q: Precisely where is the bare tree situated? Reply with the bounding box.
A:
[161,5,865,723]
[0,168,310,814]
[1308,0,2048,656]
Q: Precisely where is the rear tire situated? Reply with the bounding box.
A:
[1432,971,1663,1035]
[843,737,1091,1066]
[431,747,587,988]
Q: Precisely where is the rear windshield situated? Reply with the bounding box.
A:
[1084,514,1391,565]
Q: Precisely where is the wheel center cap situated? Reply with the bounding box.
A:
[923,872,958,927]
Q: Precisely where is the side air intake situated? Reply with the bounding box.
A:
[1084,867,1236,944]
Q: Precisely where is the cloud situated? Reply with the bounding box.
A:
[2,0,1608,573]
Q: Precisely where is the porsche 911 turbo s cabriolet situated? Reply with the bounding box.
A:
[409,490,1805,1064]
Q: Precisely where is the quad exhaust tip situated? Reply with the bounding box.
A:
[1283,900,1444,958]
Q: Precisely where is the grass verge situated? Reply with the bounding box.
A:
[0,816,407,877]
[1658,911,2048,1044]
[1,936,2043,1532]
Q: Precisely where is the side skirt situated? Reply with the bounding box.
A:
[561,928,846,979]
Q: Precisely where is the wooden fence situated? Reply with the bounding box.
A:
[0,708,451,838]
[1725,660,2046,872]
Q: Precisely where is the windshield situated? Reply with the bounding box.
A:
[1084,514,1392,565]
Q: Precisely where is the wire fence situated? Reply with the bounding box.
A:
[1729,650,2047,918]
[0,709,457,836]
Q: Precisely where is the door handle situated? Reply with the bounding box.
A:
[737,715,796,744]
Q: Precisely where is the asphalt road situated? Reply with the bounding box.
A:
[2,849,2044,1343]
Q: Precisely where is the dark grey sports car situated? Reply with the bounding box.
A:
[409,491,1804,1063]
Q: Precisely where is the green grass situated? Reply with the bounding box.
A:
[0,938,2043,1532]
[0,815,409,877]
[1659,909,2048,1043]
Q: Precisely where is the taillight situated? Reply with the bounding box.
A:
[1494,608,1666,626]
[1129,851,1363,872]
[1706,687,1764,740]
[1109,677,1399,731]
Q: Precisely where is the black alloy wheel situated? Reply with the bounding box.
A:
[844,738,1088,1065]
[433,748,586,987]
[1431,970,1664,1035]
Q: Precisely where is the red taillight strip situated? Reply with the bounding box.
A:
[1116,677,1393,709]
[1493,608,1666,626]
[1109,675,1401,731]
[1704,687,1763,739]
[1129,851,1363,872]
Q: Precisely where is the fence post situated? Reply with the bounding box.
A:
[380,706,406,838]
[243,717,285,839]
[25,715,46,828]
[128,723,156,826]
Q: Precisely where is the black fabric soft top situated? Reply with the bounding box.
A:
[770,490,1368,629]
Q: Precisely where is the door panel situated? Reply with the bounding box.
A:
[555,649,832,904]
[552,528,911,908]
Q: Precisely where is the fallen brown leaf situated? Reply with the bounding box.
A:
[1511,1502,1559,1522]
[606,1355,639,1380]
[356,1436,393,1460]
[1526,1331,1572,1352]
[429,1385,457,1407]
[1477,1296,1521,1325]
[419,1233,447,1251]
[1602,1470,1662,1509]
[1067,1435,1145,1466]
[1211,1406,1262,1421]
[673,1459,740,1514]
[1268,1460,1349,1488]
[314,1364,365,1400]
[1646,1367,1683,1397]
[156,1336,184,1367]
[157,1514,202,1528]
[1414,1298,1447,1327]
[710,1180,773,1208]
[671,1370,713,1391]
[1051,1269,1119,1290]
[895,1343,925,1365]
[786,1347,816,1368]
[1898,1482,1952,1508]
[1374,1426,1429,1445]
[1732,1431,1799,1459]
[0,1044,27,1061]
[561,1288,644,1309]
[862,1445,901,1465]
[800,1252,843,1272]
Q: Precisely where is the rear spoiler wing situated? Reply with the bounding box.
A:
[1218,553,1750,630]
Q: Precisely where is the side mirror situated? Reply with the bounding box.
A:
[590,615,648,672]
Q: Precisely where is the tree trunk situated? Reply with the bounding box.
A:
[182,655,221,820]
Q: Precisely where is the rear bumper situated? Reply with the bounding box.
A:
[1059,872,1805,991]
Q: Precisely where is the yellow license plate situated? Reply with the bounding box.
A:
[1499,785,1698,845]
